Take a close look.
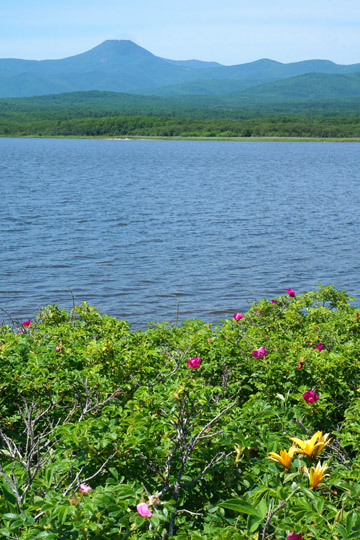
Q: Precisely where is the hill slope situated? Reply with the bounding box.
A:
[226,72,360,104]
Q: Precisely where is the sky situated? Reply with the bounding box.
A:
[1,0,360,65]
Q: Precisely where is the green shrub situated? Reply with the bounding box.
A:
[0,286,359,539]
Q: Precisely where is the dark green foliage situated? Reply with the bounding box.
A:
[0,286,360,538]
[1,111,360,138]
[1,88,360,138]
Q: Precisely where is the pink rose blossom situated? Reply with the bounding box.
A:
[56,346,61,353]
[251,346,268,358]
[22,319,31,327]
[303,390,319,403]
[79,484,92,494]
[286,288,296,297]
[297,363,303,369]
[187,356,201,369]
[287,533,303,540]
[271,300,277,304]
[234,313,244,320]
[312,343,324,351]
[137,502,152,517]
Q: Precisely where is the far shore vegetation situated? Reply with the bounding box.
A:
[1,91,360,140]
[1,115,360,140]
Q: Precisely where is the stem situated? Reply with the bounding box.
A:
[261,488,299,540]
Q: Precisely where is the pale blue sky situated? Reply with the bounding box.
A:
[1,0,359,65]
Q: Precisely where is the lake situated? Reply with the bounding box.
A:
[1,138,359,328]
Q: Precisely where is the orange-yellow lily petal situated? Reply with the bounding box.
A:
[290,431,331,460]
[268,446,297,471]
[303,462,329,490]
[312,432,332,457]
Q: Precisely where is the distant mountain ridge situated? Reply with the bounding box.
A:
[0,40,359,99]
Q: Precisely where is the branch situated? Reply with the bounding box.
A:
[177,509,202,516]
[63,449,117,497]
[180,449,234,488]
[186,398,238,459]
[261,499,287,540]
[81,449,118,486]
[261,487,300,540]
[149,343,192,389]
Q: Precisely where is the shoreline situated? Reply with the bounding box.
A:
[1,134,360,142]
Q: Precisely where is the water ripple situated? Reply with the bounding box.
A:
[1,138,359,327]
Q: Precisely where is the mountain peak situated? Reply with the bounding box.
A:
[90,39,155,58]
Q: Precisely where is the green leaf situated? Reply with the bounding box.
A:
[335,524,349,538]
[256,498,269,519]
[2,513,19,520]
[1,482,18,510]
[247,513,264,534]
[109,467,119,480]
[44,467,54,488]
[220,498,262,517]
[283,473,299,484]
[57,507,69,525]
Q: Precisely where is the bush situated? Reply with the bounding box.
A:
[0,286,359,539]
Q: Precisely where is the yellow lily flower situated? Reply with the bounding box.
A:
[290,431,331,460]
[268,446,297,472]
[303,462,329,490]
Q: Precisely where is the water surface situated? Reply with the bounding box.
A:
[1,138,359,327]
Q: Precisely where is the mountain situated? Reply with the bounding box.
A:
[0,40,360,98]
[139,79,266,96]
[0,41,198,97]
[225,72,360,104]
[161,58,222,69]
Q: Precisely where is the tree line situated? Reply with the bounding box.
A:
[1,114,360,138]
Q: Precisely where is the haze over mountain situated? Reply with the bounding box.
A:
[0,39,360,99]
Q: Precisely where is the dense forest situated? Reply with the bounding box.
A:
[1,114,360,138]
[1,91,360,138]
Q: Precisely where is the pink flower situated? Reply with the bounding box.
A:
[137,502,152,517]
[251,346,268,358]
[303,390,319,403]
[208,338,212,342]
[297,363,303,369]
[286,288,296,297]
[271,300,277,304]
[17,329,24,334]
[287,533,303,540]
[234,313,244,320]
[22,319,31,327]
[56,346,61,353]
[187,356,201,369]
[79,484,92,495]
[313,343,324,351]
